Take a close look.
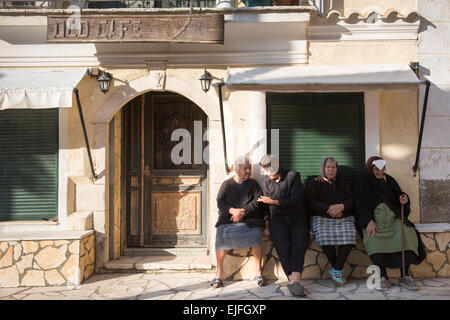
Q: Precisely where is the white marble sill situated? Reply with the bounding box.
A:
[0,230,94,241]
[415,223,450,233]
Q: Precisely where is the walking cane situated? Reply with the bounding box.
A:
[400,203,406,278]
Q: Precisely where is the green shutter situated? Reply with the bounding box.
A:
[267,92,365,188]
[0,108,58,221]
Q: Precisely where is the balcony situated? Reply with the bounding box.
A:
[0,0,312,9]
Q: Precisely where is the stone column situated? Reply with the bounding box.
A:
[250,91,266,181]
[216,0,235,8]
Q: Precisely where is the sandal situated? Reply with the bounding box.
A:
[210,278,223,288]
[256,275,266,287]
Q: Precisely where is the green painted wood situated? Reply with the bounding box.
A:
[267,92,365,189]
[0,109,58,221]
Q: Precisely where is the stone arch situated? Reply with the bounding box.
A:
[93,74,220,124]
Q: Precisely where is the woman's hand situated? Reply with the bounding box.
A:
[229,208,245,223]
[399,194,408,205]
[365,220,379,237]
[257,196,279,206]
[327,204,344,218]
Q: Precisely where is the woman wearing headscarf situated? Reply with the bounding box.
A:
[354,156,426,291]
[257,154,309,297]
[212,156,269,288]
[307,157,356,286]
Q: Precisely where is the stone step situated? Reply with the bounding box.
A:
[103,255,213,272]
[124,247,209,256]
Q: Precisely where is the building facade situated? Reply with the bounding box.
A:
[0,0,449,287]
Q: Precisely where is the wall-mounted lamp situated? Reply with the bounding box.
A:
[199,69,213,93]
[87,68,112,94]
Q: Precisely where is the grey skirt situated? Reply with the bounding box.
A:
[215,222,263,251]
[310,215,357,246]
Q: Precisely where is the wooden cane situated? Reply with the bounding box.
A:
[400,202,406,278]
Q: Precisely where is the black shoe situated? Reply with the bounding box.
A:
[287,281,306,297]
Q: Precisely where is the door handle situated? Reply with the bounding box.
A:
[144,164,150,176]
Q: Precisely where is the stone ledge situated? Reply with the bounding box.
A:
[416,223,450,233]
[0,230,94,241]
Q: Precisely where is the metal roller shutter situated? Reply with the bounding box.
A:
[267,92,365,188]
[0,108,58,221]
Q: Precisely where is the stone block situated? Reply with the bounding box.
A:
[35,245,68,270]
[418,54,450,84]
[417,0,450,21]
[67,211,93,231]
[76,184,106,212]
[0,266,20,287]
[16,254,33,274]
[317,252,329,271]
[55,240,70,247]
[301,265,321,279]
[348,249,372,266]
[68,241,80,255]
[223,255,247,279]
[419,84,450,116]
[420,234,436,251]
[60,255,80,285]
[303,250,318,267]
[410,262,436,278]
[0,246,13,268]
[39,241,53,250]
[418,22,450,54]
[13,244,22,262]
[420,180,450,223]
[437,264,450,277]
[0,242,7,252]
[21,270,45,287]
[422,117,450,148]
[22,241,38,254]
[351,265,369,278]
[426,251,447,271]
[44,270,66,286]
[435,233,450,252]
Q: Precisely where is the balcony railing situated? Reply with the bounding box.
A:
[0,1,217,8]
[0,0,317,9]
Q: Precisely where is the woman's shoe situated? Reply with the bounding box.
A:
[398,275,419,291]
[376,277,392,292]
[210,278,223,288]
[329,268,346,286]
[287,281,307,297]
[256,275,266,287]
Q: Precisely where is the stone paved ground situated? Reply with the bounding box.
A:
[0,272,449,300]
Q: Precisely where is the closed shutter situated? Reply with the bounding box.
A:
[267,92,365,188]
[0,109,58,221]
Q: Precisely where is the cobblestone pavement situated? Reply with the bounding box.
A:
[0,272,449,300]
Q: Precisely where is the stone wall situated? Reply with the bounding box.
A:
[222,231,450,280]
[0,231,95,287]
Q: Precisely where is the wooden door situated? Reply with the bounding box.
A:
[124,92,208,248]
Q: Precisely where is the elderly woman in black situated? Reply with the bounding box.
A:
[355,156,426,291]
[212,156,269,288]
[307,157,356,286]
[257,154,309,297]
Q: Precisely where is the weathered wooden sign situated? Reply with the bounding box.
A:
[47,14,224,43]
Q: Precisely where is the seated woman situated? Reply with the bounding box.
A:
[257,154,309,297]
[354,156,426,291]
[307,157,356,286]
[212,156,269,288]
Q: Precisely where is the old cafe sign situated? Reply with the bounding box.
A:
[47,13,224,43]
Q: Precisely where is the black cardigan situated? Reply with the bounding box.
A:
[216,178,267,228]
[259,169,308,224]
[306,178,354,219]
[354,173,412,231]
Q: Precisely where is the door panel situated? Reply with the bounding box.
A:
[125,92,208,248]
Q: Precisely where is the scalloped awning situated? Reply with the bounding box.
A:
[0,68,86,110]
[226,63,421,91]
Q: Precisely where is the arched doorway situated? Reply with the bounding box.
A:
[120,91,209,253]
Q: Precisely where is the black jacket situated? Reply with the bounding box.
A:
[307,177,354,219]
[259,169,308,224]
[354,173,412,231]
[216,178,268,228]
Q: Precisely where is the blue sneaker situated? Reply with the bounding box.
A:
[329,268,346,286]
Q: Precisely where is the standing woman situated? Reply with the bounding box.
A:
[354,156,426,291]
[212,156,269,288]
[307,157,356,286]
[257,154,309,297]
